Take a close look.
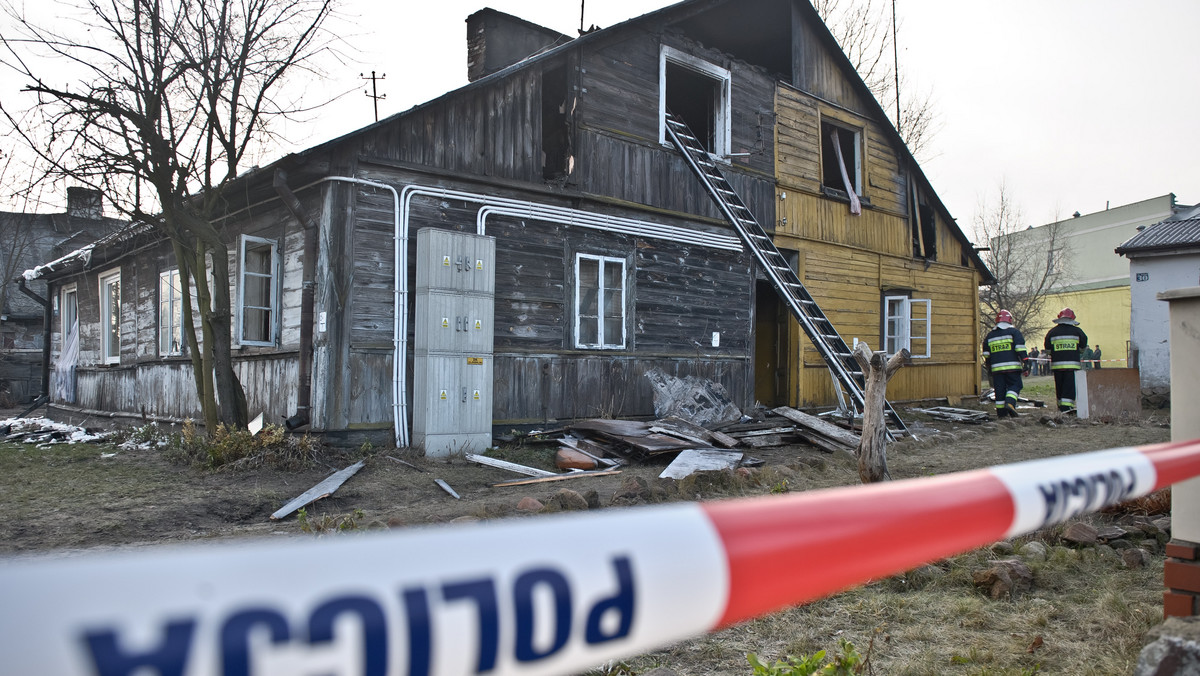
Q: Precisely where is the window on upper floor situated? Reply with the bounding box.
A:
[884,294,930,359]
[659,45,731,157]
[821,119,862,198]
[159,268,184,356]
[238,235,278,346]
[98,268,121,364]
[575,253,627,350]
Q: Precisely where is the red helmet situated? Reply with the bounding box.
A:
[1057,307,1076,321]
[996,309,1013,324]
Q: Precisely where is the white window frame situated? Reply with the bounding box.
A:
[159,268,184,356]
[574,253,627,350]
[884,295,931,359]
[60,283,78,344]
[821,118,863,196]
[237,235,279,346]
[658,45,732,158]
[98,268,121,364]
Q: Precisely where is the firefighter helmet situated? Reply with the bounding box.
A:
[1057,307,1076,321]
[996,309,1014,324]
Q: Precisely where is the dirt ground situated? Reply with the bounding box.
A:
[0,385,1178,674]
[0,399,1172,554]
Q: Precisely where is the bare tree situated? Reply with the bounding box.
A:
[813,0,939,160]
[0,0,336,430]
[974,182,1069,339]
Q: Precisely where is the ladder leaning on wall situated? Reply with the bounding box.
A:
[664,111,909,438]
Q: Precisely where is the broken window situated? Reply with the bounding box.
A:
[98,268,121,364]
[910,180,938,260]
[884,294,930,358]
[60,283,77,344]
[541,63,572,181]
[159,268,184,356]
[821,120,862,212]
[659,45,730,157]
[238,235,278,346]
[575,253,626,349]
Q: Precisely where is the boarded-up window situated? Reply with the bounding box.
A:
[884,295,930,359]
[98,268,121,364]
[238,235,277,345]
[575,254,626,349]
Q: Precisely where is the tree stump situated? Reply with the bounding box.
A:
[852,342,909,483]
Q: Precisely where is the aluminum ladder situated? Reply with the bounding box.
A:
[663,112,909,438]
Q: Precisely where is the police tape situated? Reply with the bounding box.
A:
[2,439,1198,676]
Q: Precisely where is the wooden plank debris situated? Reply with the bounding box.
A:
[434,478,460,499]
[653,416,740,448]
[465,454,556,477]
[386,455,429,472]
[270,460,365,520]
[659,449,744,480]
[492,469,622,487]
[912,407,991,424]
[772,406,861,448]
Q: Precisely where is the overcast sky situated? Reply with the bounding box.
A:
[7,1,1199,237]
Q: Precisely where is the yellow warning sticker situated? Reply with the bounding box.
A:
[442,255,451,266]
[476,259,484,270]
[466,357,483,365]
[474,319,482,330]
[438,390,448,400]
[473,389,481,400]
[441,317,449,328]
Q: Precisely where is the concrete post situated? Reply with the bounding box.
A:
[1160,287,1200,617]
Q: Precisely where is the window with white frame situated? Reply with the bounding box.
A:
[884,295,930,358]
[159,268,184,355]
[98,269,121,364]
[575,254,627,350]
[60,283,78,342]
[238,235,278,345]
[659,45,731,157]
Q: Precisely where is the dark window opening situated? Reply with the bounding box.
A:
[541,64,571,181]
[919,205,937,261]
[821,121,859,194]
[666,61,719,153]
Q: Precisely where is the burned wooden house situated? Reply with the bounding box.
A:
[27,0,992,449]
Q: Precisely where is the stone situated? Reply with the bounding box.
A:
[1134,617,1200,675]
[991,541,1015,556]
[1096,525,1129,542]
[582,489,601,510]
[546,488,589,512]
[516,497,544,512]
[610,476,653,506]
[972,559,1034,600]
[1019,541,1049,562]
[1123,549,1152,569]
[1062,522,1100,545]
[1154,517,1173,537]
[450,515,480,523]
[1110,539,1134,551]
[1096,544,1121,563]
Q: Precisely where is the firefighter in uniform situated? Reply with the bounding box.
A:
[1044,307,1088,413]
[984,309,1027,418]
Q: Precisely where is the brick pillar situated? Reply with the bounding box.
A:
[1161,287,1200,618]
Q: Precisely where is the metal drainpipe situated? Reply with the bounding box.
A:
[272,170,317,430]
[16,277,51,403]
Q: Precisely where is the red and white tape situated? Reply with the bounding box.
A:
[2,439,1198,676]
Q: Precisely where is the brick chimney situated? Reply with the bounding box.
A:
[466,8,572,83]
[66,187,103,220]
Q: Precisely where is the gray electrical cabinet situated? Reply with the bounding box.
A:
[413,229,496,456]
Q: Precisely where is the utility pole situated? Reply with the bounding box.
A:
[361,71,387,122]
[891,0,901,135]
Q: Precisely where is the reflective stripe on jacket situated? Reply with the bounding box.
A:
[985,325,1027,372]
[1045,324,1088,371]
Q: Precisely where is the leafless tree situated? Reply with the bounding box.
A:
[974,182,1070,340]
[813,0,940,160]
[0,0,337,430]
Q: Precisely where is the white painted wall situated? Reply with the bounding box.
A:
[1128,254,1200,391]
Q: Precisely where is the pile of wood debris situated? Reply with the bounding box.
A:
[477,406,862,484]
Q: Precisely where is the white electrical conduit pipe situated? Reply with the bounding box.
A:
[397,184,742,449]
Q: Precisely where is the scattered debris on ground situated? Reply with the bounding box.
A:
[910,406,992,424]
[270,460,366,520]
[0,417,113,446]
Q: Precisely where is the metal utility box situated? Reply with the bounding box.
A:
[413,229,496,457]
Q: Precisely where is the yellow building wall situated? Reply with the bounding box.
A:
[1028,287,1130,367]
[773,83,984,406]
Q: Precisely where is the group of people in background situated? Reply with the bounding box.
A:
[983,307,1094,418]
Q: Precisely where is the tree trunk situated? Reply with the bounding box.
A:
[206,243,249,427]
[853,342,909,483]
